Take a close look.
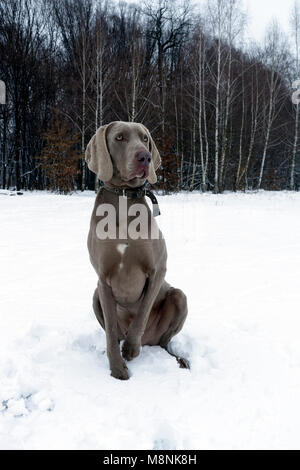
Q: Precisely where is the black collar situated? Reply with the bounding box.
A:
[103,183,161,217]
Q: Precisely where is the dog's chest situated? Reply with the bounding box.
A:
[109,241,158,306]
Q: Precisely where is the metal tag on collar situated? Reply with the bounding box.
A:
[152,203,161,217]
[145,189,161,217]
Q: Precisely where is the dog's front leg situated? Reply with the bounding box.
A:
[98,281,129,380]
[122,269,165,361]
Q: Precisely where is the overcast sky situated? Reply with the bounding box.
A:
[197,0,295,43]
[125,0,296,44]
[245,0,294,42]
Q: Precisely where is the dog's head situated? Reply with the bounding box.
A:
[85,121,161,187]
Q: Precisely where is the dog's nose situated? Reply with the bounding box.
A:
[135,150,151,166]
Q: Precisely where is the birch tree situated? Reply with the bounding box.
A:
[51,0,93,190]
[91,1,110,190]
[113,3,155,124]
[143,0,190,139]
[290,0,300,190]
[257,22,288,190]
[94,2,109,132]
[206,0,224,193]
[236,59,263,189]
[189,22,209,191]
[219,0,246,190]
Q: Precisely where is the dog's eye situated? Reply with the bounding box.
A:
[143,135,148,142]
[116,135,123,141]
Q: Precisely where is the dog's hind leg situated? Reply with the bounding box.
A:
[142,285,190,369]
[93,287,105,330]
[158,287,190,369]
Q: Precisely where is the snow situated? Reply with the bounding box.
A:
[1,190,300,450]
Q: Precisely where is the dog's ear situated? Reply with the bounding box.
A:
[85,125,113,182]
[140,124,161,185]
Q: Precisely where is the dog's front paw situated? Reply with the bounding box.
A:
[110,360,129,380]
[122,339,141,361]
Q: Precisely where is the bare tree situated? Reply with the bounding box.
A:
[143,0,191,138]
[219,0,246,190]
[290,0,300,190]
[206,0,224,193]
[236,57,263,190]
[113,3,155,124]
[257,21,288,190]
[50,0,94,190]
[189,21,209,191]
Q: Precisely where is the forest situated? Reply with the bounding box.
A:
[0,0,299,193]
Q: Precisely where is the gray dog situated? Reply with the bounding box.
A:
[85,121,188,380]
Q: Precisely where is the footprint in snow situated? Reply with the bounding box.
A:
[1,391,54,418]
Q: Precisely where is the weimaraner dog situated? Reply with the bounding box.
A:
[85,121,188,380]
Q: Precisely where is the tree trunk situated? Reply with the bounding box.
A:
[290,103,299,190]
[214,35,221,194]
[81,32,86,191]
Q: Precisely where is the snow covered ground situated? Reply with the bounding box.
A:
[1,190,300,450]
